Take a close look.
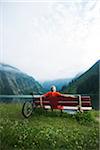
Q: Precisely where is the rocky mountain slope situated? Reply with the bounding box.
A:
[0,63,44,95]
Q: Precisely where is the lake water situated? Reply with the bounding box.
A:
[63,110,77,114]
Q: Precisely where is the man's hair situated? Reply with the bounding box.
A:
[51,85,56,92]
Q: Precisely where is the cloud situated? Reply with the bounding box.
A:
[0,0,100,80]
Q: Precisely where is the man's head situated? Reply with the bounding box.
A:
[51,85,56,92]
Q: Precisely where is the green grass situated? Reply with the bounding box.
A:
[0,103,99,150]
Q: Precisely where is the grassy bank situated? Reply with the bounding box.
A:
[0,103,99,150]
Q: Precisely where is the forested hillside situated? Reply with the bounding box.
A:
[61,60,99,109]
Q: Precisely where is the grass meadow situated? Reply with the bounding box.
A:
[0,103,99,150]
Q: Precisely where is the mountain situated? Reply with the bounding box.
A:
[41,78,72,91]
[61,60,100,109]
[0,63,44,95]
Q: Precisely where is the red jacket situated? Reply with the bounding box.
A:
[44,91,61,97]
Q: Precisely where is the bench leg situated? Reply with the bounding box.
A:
[51,108,53,112]
[60,109,63,116]
[78,106,84,113]
[45,109,48,114]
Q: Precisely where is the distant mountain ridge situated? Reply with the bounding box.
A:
[41,78,72,91]
[0,63,44,95]
[0,63,20,72]
[61,60,100,109]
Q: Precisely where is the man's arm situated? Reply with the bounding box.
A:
[60,94,76,98]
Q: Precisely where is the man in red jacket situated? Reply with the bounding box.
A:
[44,85,61,97]
[40,85,75,107]
[40,85,61,107]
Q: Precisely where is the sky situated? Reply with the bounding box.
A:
[0,0,100,81]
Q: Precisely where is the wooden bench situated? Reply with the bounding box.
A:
[34,95,92,112]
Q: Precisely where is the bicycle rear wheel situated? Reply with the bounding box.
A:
[22,101,33,118]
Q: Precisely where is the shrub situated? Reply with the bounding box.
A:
[75,111,95,125]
